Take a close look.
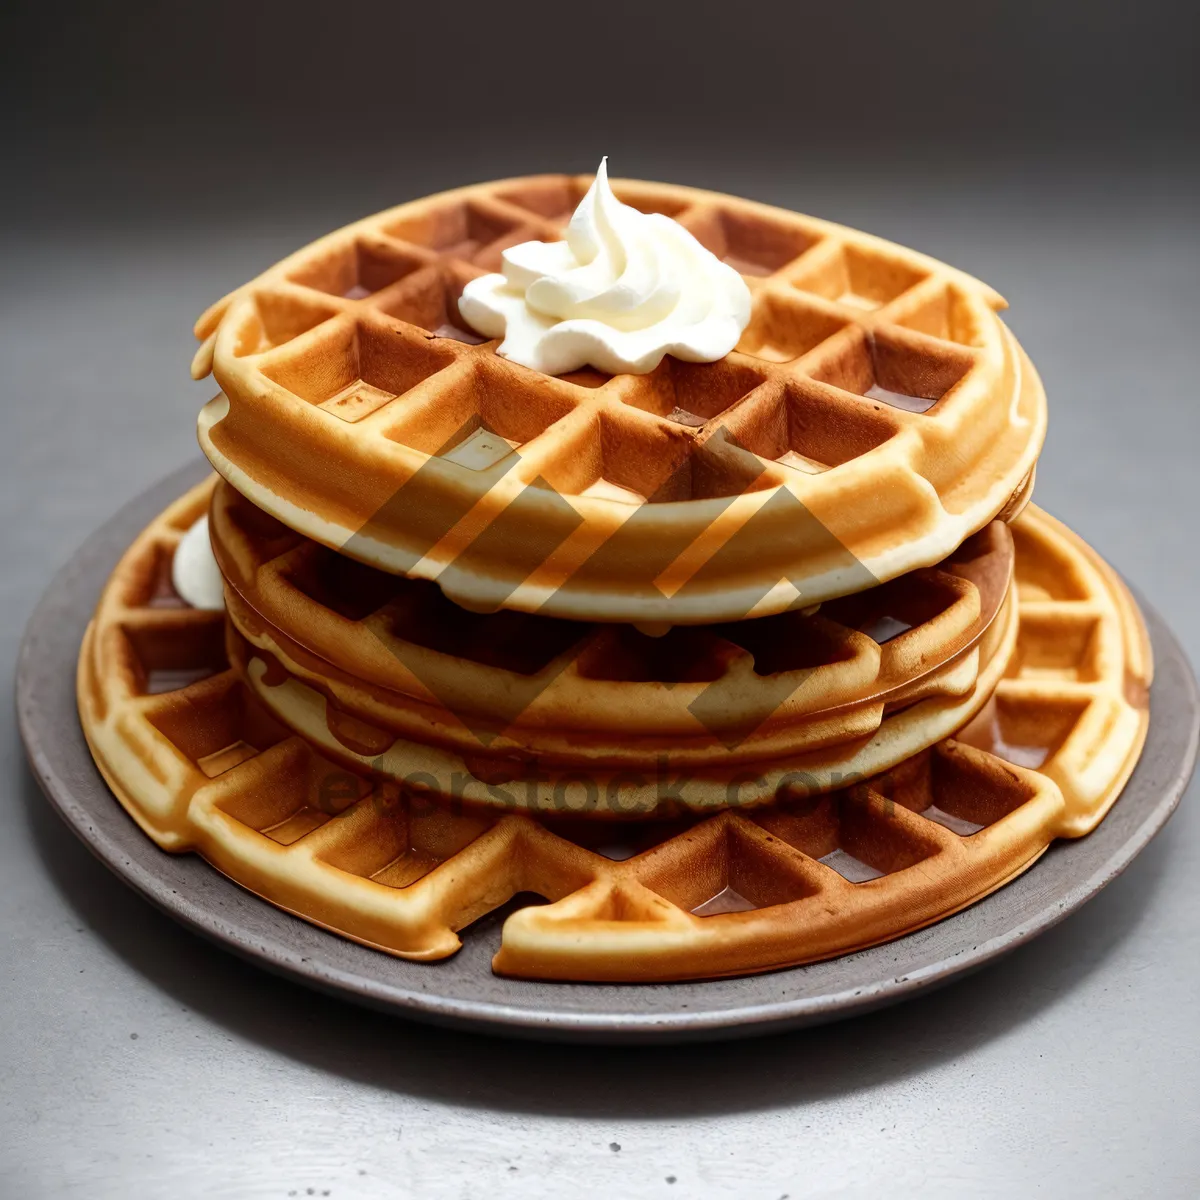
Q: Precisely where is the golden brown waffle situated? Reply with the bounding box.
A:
[77,480,1149,979]
[191,174,1045,624]
[211,476,1014,775]
[224,605,1015,816]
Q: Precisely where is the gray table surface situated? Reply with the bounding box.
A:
[3,160,1199,1198]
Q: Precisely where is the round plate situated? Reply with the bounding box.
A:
[18,462,1199,1044]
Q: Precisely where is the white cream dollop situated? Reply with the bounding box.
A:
[172,515,226,610]
[457,158,752,376]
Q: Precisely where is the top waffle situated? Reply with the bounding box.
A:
[193,174,1045,625]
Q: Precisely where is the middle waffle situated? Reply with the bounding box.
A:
[212,479,1016,815]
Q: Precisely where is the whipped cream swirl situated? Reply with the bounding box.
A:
[172,515,226,611]
[457,158,751,376]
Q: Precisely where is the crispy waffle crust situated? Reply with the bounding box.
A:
[192,175,1045,624]
[211,477,1015,790]
[77,480,1150,980]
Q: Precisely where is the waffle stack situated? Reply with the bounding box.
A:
[78,174,1151,981]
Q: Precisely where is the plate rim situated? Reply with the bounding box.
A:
[17,460,1200,1043]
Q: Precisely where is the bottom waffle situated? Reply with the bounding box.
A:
[77,489,1150,981]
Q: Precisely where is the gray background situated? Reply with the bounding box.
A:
[3,1,1199,1196]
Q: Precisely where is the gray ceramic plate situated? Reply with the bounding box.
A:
[17,462,1200,1044]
